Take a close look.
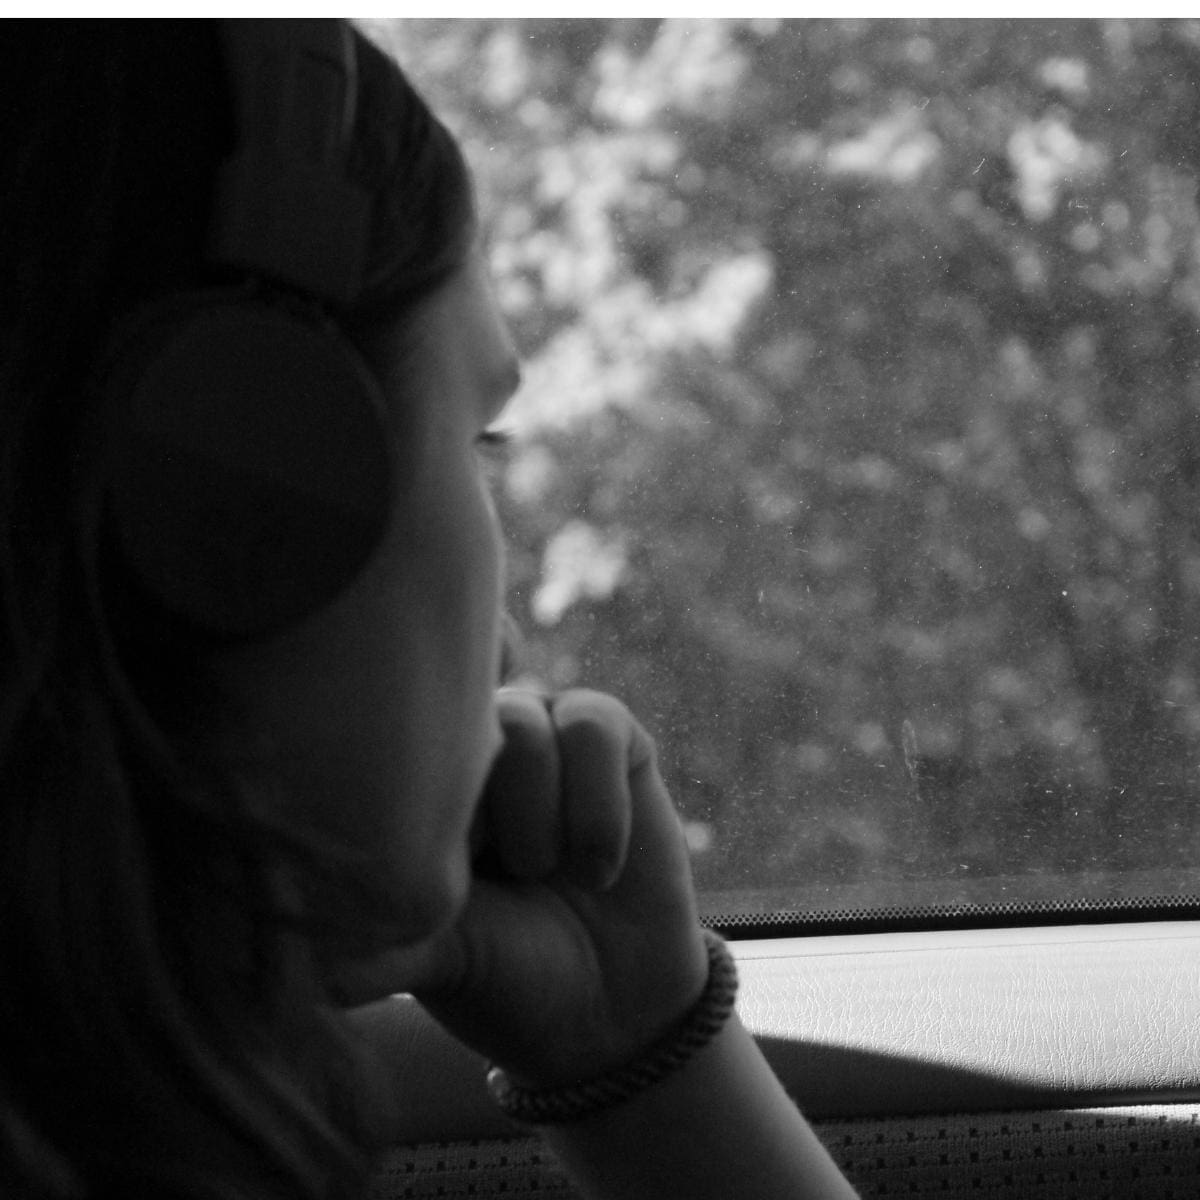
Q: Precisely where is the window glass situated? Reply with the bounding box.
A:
[370,18,1200,928]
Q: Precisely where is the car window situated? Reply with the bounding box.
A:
[367,18,1200,932]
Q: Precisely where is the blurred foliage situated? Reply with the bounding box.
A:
[366,19,1200,912]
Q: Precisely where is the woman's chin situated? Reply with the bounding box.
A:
[312,855,474,1003]
[381,842,474,944]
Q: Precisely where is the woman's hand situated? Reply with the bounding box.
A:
[333,687,710,1088]
[336,689,861,1199]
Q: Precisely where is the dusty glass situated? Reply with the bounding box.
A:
[377,18,1200,929]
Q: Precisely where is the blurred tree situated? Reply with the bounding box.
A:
[368,19,1200,911]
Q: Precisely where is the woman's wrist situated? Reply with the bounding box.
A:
[485,929,737,1125]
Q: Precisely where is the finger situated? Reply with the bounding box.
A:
[615,738,697,913]
[480,687,562,881]
[548,690,639,892]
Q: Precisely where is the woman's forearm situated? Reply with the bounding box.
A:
[539,1012,859,1200]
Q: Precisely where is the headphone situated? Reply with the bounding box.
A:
[99,20,392,641]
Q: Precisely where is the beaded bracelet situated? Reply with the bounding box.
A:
[485,929,738,1125]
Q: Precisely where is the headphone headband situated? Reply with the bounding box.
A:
[209,19,371,307]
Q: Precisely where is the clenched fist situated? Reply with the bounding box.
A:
[331,688,710,1089]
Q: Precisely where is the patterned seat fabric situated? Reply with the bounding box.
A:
[370,1104,1200,1199]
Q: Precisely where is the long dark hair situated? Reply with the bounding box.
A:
[0,20,474,1198]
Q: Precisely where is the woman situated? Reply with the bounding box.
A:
[0,20,856,1200]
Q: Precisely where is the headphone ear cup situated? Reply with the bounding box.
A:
[102,300,392,640]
